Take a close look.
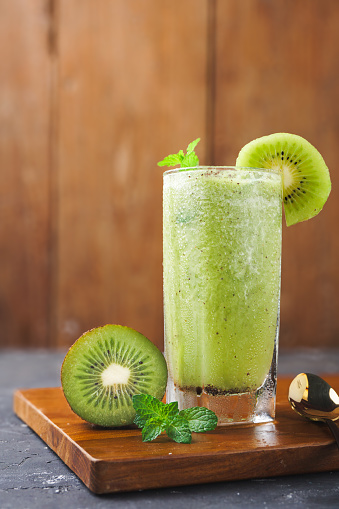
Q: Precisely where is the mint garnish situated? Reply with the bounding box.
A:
[165,414,192,444]
[132,394,218,444]
[179,407,219,433]
[157,138,200,168]
[141,418,165,443]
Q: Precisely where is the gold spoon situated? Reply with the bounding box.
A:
[288,372,339,448]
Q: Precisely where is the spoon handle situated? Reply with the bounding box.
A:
[325,419,339,449]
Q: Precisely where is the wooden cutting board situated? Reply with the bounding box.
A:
[13,376,339,494]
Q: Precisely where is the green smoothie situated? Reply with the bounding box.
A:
[163,167,282,397]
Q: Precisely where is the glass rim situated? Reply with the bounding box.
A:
[163,166,280,176]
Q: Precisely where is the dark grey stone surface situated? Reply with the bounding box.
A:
[1,349,339,508]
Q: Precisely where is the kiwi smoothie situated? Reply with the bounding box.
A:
[163,167,282,423]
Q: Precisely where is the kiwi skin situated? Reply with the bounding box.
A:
[61,324,168,427]
[236,133,331,226]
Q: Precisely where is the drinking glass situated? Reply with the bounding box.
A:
[163,167,282,424]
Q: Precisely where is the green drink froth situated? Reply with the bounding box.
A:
[163,167,282,395]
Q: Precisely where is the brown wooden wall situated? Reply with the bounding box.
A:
[1,0,338,350]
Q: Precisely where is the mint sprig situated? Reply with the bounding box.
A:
[157,138,200,168]
[165,414,192,444]
[132,394,218,444]
[179,407,219,433]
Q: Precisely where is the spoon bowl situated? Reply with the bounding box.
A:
[288,373,339,448]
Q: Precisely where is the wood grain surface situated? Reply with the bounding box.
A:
[1,1,339,349]
[13,376,339,494]
[0,0,52,346]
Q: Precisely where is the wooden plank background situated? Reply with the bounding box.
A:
[0,0,52,347]
[0,0,338,350]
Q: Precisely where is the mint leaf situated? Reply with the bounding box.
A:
[157,154,183,167]
[133,394,217,444]
[179,407,218,433]
[162,401,179,420]
[132,394,167,428]
[186,138,200,154]
[133,396,179,429]
[181,152,199,168]
[165,415,192,444]
[141,418,166,442]
[158,138,200,168]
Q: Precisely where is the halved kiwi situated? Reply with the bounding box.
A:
[236,133,331,226]
[61,324,167,427]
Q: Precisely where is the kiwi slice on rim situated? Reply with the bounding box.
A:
[61,324,167,427]
[236,133,331,226]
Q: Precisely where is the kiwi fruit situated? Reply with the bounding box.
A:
[236,133,331,226]
[61,324,167,427]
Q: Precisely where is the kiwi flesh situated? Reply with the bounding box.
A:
[236,133,331,226]
[61,324,168,427]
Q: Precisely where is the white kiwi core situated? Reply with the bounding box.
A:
[101,363,130,386]
[282,165,294,189]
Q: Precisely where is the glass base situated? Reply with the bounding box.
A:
[166,374,276,425]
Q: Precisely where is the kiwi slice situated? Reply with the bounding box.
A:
[236,133,331,226]
[61,324,167,427]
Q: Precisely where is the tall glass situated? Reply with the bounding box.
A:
[163,167,282,425]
